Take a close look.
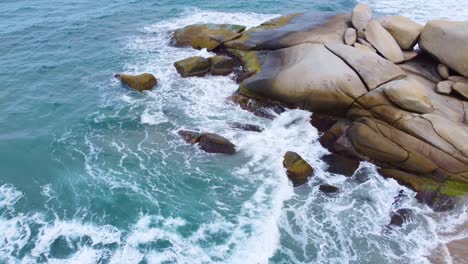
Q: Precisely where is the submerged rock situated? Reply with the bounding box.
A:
[178,130,236,154]
[173,24,245,51]
[115,73,157,92]
[419,20,468,78]
[389,208,413,227]
[319,184,340,193]
[283,151,313,187]
[174,56,210,78]
[208,56,235,76]
[198,133,236,154]
[321,154,360,177]
[228,92,285,119]
[227,122,264,132]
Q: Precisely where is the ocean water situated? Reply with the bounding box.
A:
[0,0,467,263]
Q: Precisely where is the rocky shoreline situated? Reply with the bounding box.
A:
[116,4,468,212]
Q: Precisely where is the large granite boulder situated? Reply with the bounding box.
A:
[326,43,406,90]
[173,24,245,51]
[174,56,210,77]
[115,73,157,92]
[365,20,405,63]
[382,79,433,114]
[351,4,372,32]
[379,16,423,50]
[283,151,314,186]
[208,56,235,76]
[419,20,468,78]
[239,43,367,115]
[453,82,468,100]
[224,13,350,50]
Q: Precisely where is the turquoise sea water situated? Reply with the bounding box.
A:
[0,0,467,263]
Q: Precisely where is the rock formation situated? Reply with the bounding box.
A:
[115,73,157,92]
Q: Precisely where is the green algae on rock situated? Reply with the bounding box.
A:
[283,151,313,187]
[173,23,246,51]
[174,56,210,78]
[115,73,157,92]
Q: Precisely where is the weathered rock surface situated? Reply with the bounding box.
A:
[326,43,406,90]
[239,43,367,115]
[321,154,360,177]
[319,184,340,193]
[224,13,350,50]
[419,20,468,78]
[436,80,454,95]
[403,51,418,62]
[389,208,413,227]
[354,42,376,53]
[344,28,357,45]
[365,20,405,63]
[115,73,157,92]
[352,4,372,32]
[382,79,433,114]
[174,56,210,78]
[283,151,313,186]
[208,56,235,76]
[453,82,468,100]
[449,76,468,84]
[178,130,236,154]
[379,16,423,50]
[438,64,450,79]
[173,24,245,51]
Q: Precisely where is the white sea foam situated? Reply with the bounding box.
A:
[2,6,467,264]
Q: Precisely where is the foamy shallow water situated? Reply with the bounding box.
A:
[0,1,467,263]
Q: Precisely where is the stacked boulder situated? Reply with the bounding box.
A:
[171,4,468,209]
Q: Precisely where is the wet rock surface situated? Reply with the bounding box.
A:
[115,73,157,92]
[178,130,236,154]
[283,151,314,187]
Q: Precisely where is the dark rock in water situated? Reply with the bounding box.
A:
[283,151,314,187]
[227,122,263,132]
[115,73,157,92]
[178,130,201,144]
[389,208,413,227]
[173,24,246,51]
[198,133,236,154]
[208,56,235,76]
[174,56,210,78]
[178,131,236,154]
[228,92,285,119]
[321,154,360,177]
[319,184,340,193]
[310,114,338,133]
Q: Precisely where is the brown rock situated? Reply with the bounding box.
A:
[326,43,406,90]
[174,56,210,78]
[453,82,468,100]
[198,133,236,154]
[115,73,157,92]
[344,28,357,45]
[352,4,372,32]
[365,20,405,63]
[419,20,468,78]
[436,80,454,95]
[379,16,423,50]
[208,56,235,76]
[319,184,340,193]
[173,24,245,51]
[437,64,450,79]
[283,151,313,186]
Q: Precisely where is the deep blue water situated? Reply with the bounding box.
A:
[0,0,466,263]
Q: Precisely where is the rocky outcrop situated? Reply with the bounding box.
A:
[174,56,210,77]
[379,16,423,50]
[224,13,350,50]
[419,20,468,78]
[365,20,405,63]
[208,56,235,76]
[172,4,468,209]
[115,73,157,92]
[283,151,313,186]
[326,43,405,90]
[239,43,367,115]
[178,130,236,154]
[173,24,245,51]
